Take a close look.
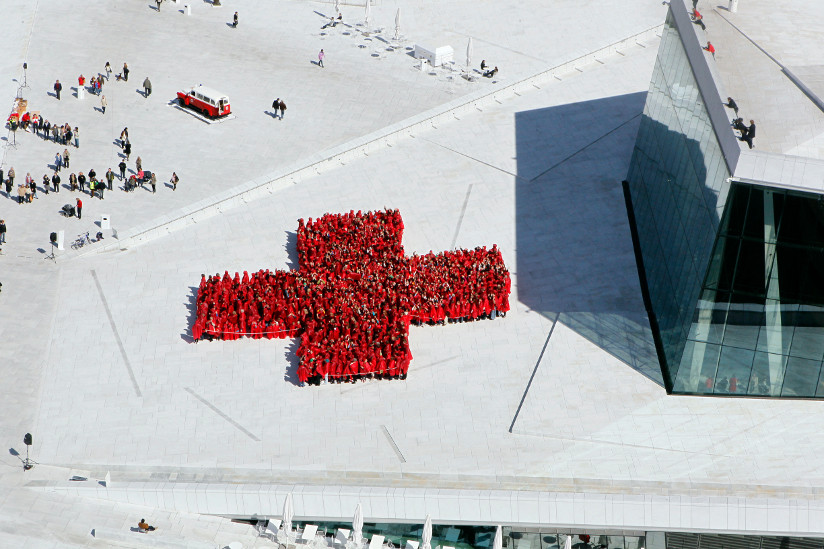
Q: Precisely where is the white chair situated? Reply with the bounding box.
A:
[369,535,385,549]
[302,525,319,544]
[266,519,282,540]
[337,528,351,546]
[405,541,420,549]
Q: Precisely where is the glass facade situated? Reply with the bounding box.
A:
[674,183,824,397]
[625,11,731,391]
[626,9,824,398]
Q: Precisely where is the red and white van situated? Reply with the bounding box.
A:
[177,85,231,117]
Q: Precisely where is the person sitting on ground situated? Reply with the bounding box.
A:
[703,41,715,57]
[137,519,155,532]
[480,60,487,71]
[691,9,706,30]
[483,66,498,78]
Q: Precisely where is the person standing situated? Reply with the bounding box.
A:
[150,172,157,193]
[156,0,161,11]
[143,77,152,97]
[42,174,50,194]
[318,49,325,68]
[0,219,6,244]
[55,152,63,172]
[78,171,86,193]
[76,197,83,219]
[106,168,115,190]
[17,184,25,204]
[279,99,287,120]
[105,61,112,80]
[136,156,142,173]
[233,11,238,27]
[123,63,129,81]
[124,141,132,160]
[7,167,15,191]
[28,175,37,200]
[74,127,80,147]
[64,149,70,169]
[170,172,179,191]
[742,120,756,149]
[54,79,62,99]
[52,171,60,192]
[119,160,127,180]
[69,172,77,191]
[101,94,107,114]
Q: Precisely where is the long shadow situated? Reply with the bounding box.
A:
[181,285,198,342]
[284,231,298,271]
[515,92,664,384]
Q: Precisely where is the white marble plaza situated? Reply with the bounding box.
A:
[2,0,824,547]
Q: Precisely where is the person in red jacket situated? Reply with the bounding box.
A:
[76,197,82,219]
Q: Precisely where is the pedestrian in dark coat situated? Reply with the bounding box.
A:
[54,80,62,100]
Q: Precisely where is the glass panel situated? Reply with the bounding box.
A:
[715,346,754,394]
[781,356,822,396]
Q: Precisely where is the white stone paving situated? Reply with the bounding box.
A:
[11,0,824,546]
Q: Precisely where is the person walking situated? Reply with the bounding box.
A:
[119,160,127,180]
[64,149,70,169]
[7,167,15,188]
[170,172,179,191]
[122,63,129,81]
[54,79,62,100]
[52,171,60,192]
[156,0,162,11]
[105,61,112,81]
[106,168,115,190]
[143,77,152,97]
[101,94,107,114]
[42,174,50,195]
[74,127,80,147]
[272,98,280,118]
[318,49,325,67]
[124,141,132,160]
[0,219,6,244]
[232,11,238,27]
[150,172,157,193]
[55,152,63,172]
[76,197,83,219]
[279,99,287,120]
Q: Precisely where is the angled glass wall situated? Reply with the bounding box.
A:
[625,10,731,390]
[674,183,824,397]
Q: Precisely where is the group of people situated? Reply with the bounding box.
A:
[725,97,756,149]
[192,209,511,385]
[6,112,80,148]
[480,60,498,78]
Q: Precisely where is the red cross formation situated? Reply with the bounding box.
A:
[193,209,511,384]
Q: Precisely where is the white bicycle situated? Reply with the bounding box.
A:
[71,232,91,250]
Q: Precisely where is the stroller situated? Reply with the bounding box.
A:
[60,203,76,217]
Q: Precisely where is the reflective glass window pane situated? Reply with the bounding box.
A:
[781,356,822,397]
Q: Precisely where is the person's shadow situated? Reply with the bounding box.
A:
[264,110,278,118]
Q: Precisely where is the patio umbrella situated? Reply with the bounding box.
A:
[563,535,572,549]
[421,515,432,549]
[353,502,364,546]
[394,8,401,40]
[493,526,502,549]
[364,0,371,28]
[282,493,294,536]
[466,37,473,68]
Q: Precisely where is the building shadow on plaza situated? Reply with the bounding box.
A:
[515,92,664,385]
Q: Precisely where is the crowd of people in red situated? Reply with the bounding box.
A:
[193,209,511,385]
